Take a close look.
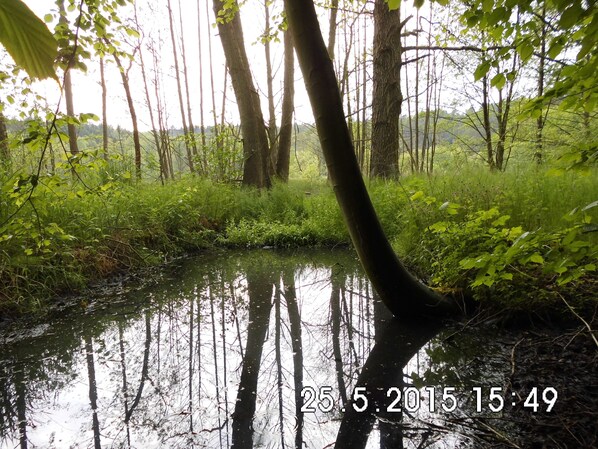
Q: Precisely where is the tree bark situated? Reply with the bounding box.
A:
[370,0,401,178]
[213,0,271,188]
[264,0,278,175]
[276,29,295,182]
[108,45,142,180]
[284,0,457,318]
[58,0,79,156]
[0,109,9,170]
[177,0,199,168]
[99,56,108,160]
[167,0,194,173]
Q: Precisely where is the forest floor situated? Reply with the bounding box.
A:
[447,313,598,449]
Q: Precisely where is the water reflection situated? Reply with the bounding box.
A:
[0,248,513,448]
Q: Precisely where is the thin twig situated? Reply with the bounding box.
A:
[558,293,598,349]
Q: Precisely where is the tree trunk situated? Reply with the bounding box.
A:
[535,4,547,165]
[178,0,199,168]
[276,29,295,182]
[284,0,457,318]
[482,74,495,170]
[213,0,271,188]
[137,33,166,183]
[0,109,9,170]
[197,0,208,169]
[58,0,79,157]
[167,0,194,173]
[264,0,278,175]
[108,45,142,180]
[327,0,339,60]
[370,0,401,178]
[100,56,108,160]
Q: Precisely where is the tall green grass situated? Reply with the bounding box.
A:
[0,165,596,316]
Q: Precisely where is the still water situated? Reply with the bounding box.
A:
[1,249,520,449]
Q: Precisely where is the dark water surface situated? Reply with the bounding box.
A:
[0,249,556,448]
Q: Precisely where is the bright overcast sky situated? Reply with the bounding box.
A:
[13,0,442,133]
[18,0,320,131]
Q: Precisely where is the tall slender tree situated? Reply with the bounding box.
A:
[167,0,194,173]
[212,0,271,188]
[105,41,142,179]
[0,107,9,170]
[57,0,79,157]
[275,29,295,182]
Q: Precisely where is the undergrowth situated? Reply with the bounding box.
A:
[0,166,596,316]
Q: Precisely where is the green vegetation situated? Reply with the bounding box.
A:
[0,0,597,319]
[1,164,595,316]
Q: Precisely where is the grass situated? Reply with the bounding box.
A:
[0,165,596,317]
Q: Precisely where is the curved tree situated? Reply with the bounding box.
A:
[283,0,457,318]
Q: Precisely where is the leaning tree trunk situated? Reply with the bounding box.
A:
[370,0,402,178]
[284,0,457,318]
[213,0,271,188]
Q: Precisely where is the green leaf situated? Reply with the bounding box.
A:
[429,222,448,233]
[517,42,534,62]
[0,0,58,80]
[529,253,544,264]
[410,190,424,201]
[491,73,506,90]
[559,3,584,30]
[474,61,491,81]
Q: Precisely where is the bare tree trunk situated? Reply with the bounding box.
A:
[0,108,9,170]
[327,0,339,59]
[284,0,457,318]
[482,74,495,170]
[138,36,166,183]
[151,42,174,179]
[100,56,108,160]
[58,0,79,156]
[108,45,142,180]
[276,29,295,182]
[197,0,208,168]
[213,0,271,188]
[167,0,194,173]
[370,0,401,178]
[535,4,546,165]
[178,0,199,168]
[264,0,278,175]
[360,14,368,173]
[206,0,221,157]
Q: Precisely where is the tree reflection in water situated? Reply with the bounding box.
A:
[0,248,511,448]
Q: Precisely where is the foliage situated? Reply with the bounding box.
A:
[0,0,57,79]
[442,0,598,112]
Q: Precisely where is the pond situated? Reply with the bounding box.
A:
[0,248,590,448]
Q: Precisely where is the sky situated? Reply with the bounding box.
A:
[17,0,319,132]
[8,0,470,135]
